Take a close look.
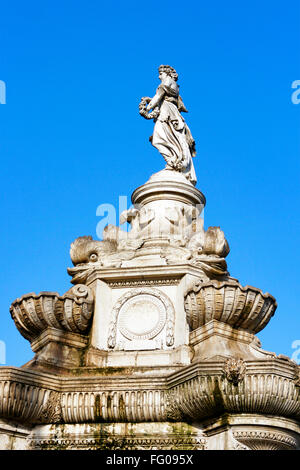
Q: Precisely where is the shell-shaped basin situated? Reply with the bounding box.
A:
[184,280,277,333]
[10,284,94,342]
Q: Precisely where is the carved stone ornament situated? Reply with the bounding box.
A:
[107,288,175,349]
[68,226,230,283]
[1,364,299,426]
[38,391,62,424]
[233,431,298,450]
[164,390,185,422]
[118,294,166,341]
[33,435,207,451]
[224,357,246,385]
[106,278,180,289]
[232,438,250,450]
[184,280,277,333]
[10,284,94,341]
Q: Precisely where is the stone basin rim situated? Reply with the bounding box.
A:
[187,279,277,305]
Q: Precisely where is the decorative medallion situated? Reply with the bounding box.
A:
[107,288,175,349]
[118,294,166,341]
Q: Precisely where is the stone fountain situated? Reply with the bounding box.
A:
[1,65,299,450]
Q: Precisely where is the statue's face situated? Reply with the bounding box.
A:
[159,71,167,82]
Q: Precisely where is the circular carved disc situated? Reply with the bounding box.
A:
[118,294,166,340]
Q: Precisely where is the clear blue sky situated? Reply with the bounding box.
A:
[1,1,299,366]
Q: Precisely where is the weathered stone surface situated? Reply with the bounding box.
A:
[30,422,207,450]
[10,284,94,340]
[67,170,231,285]
[0,356,298,427]
[1,66,299,450]
[189,320,277,361]
[224,357,246,384]
[203,414,300,450]
[2,415,299,450]
[185,279,277,333]
[29,327,89,368]
[0,420,31,450]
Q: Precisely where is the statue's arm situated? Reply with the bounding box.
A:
[146,87,165,111]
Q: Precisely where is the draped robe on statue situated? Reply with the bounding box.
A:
[151,77,197,185]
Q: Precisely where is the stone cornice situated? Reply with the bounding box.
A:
[0,357,297,389]
[86,264,205,285]
[0,357,299,425]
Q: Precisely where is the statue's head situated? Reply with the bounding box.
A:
[158,65,178,82]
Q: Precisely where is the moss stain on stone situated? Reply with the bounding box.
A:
[94,394,103,422]
[70,366,135,377]
[212,377,225,416]
[118,394,126,421]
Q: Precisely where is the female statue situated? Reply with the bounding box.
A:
[139,65,197,185]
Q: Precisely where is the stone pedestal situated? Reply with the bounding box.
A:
[1,169,299,450]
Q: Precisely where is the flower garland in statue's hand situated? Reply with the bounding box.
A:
[139,97,160,120]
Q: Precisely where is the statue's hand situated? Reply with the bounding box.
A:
[139,97,159,120]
